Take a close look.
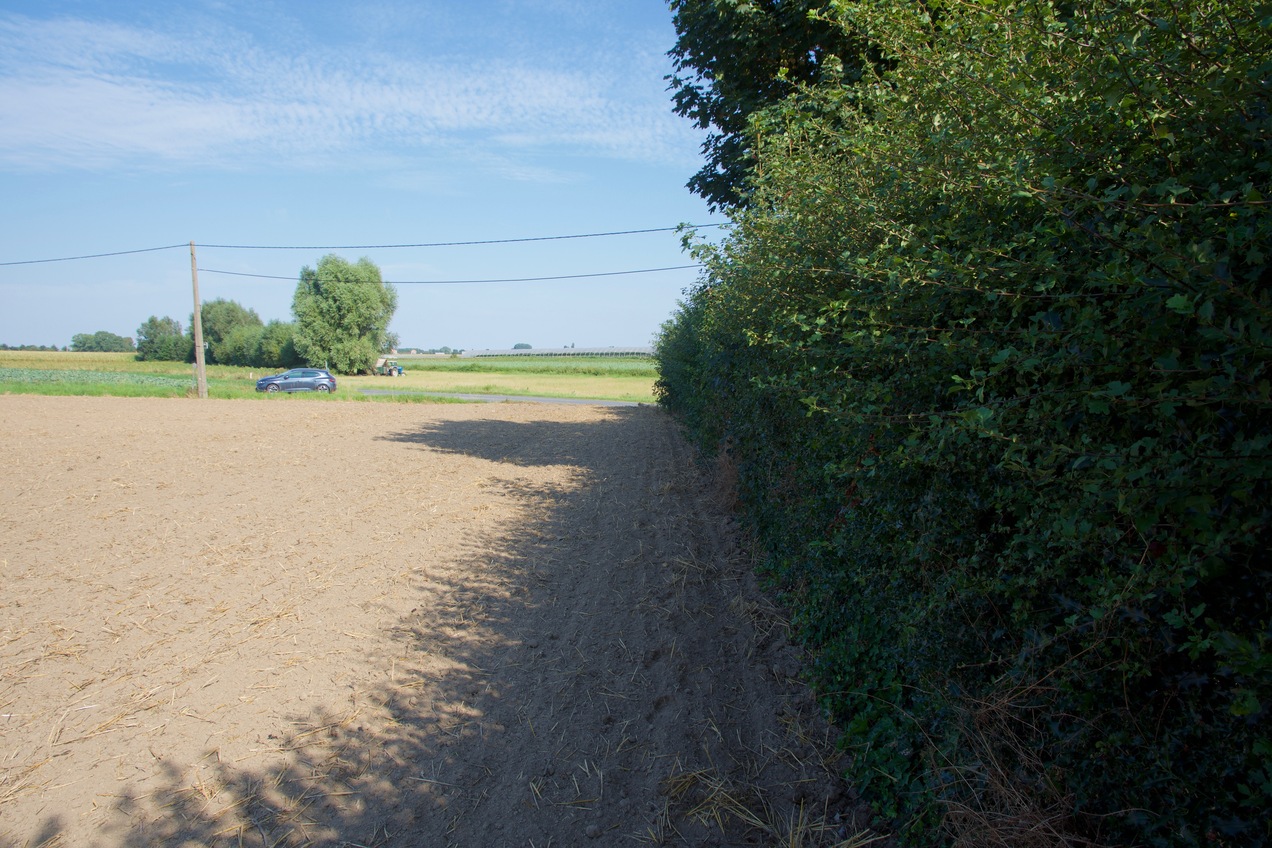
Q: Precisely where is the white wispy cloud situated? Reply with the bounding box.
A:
[0,9,701,177]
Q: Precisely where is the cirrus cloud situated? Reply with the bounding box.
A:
[0,9,702,177]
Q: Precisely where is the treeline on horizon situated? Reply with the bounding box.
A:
[0,343,73,352]
[656,1,1268,846]
[1,331,138,352]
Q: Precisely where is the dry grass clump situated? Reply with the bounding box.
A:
[936,689,1110,848]
[661,766,882,848]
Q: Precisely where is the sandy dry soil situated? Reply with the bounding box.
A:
[1,396,875,848]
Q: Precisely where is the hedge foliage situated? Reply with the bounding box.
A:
[656,1,1270,845]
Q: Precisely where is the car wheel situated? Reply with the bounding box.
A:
[266,384,281,393]
[317,384,330,393]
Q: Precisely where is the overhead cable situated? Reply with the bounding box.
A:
[196,223,724,251]
[0,243,187,267]
[199,264,704,284]
[0,223,725,266]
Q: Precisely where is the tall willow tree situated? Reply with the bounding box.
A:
[292,255,397,374]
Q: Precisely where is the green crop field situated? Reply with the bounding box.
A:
[348,354,656,402]
[0,351,656,403]
[393,354,657,377]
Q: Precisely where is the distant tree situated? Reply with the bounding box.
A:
[217,323,266,367]
[513,343,532,350]
[190,299,263,365]
[135,315,192,361]
[257,320,301,369]
[292,255,397,374]
[71,330,134,352]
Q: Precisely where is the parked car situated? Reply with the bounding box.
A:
[255,368,337,393]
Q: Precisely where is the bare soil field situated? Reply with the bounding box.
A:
[0,396,875,848]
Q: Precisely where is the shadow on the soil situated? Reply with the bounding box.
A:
[373,406,646,466]
[6,407,749,847]
[149,412,645,847]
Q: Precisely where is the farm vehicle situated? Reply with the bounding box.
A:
[374,357,405,376]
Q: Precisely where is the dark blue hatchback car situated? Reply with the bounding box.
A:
[255,368,337,393]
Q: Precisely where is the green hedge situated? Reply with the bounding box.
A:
[656,1,1270,845]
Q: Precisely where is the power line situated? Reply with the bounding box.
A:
[198,223,724,251]
[0,243,186,267]
[0,223,725,266]
[199,264,704,284]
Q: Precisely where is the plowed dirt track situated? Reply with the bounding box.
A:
[1,396,871,847]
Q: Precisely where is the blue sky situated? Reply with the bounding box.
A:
[0,1,722,350]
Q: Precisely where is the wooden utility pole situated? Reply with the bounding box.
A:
[190,241,208,399]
